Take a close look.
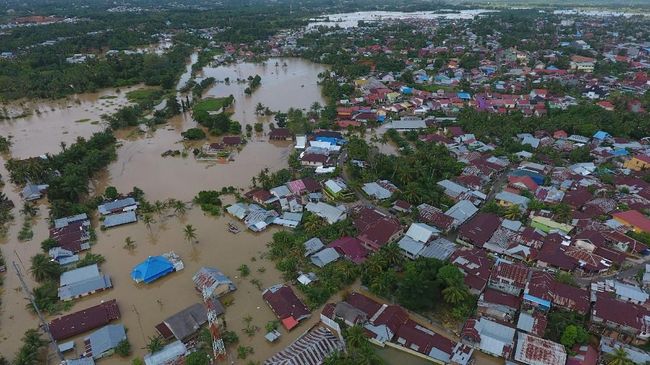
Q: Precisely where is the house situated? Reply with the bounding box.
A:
[445,200,479,226]
[477,288,521,322]
[144,340,187,365]
[362,182,393,200]
[516,312,548,337]
[488,261,530,296]
[418,237,457,261]
[461,317,515,358]
[49,300,121,341]
[624,154,650,171]
[530,215,574,235]
[437,179,469,199]
[268,128,294,141]
[514,333,567,365]
[264,326,344,365]
[310,248,340,267]
[131,253,183,284]
[222,136,242,146]
[155,303,209,341]
[611,281,649,304]
[457,213,501,248]
[394,319,458,364]
[301,153,330,167]
[323,179,351,200]
[450,248,494,294]
[305,202,347,224]
[49,247,79,266]
[567,344,598,365]
[495,191,530,210]
[98,197,137,215]
[612,210,650,234]
[591,292,650,339]
[83,324,126,359]
[328,237,368,263]
[304,237,325,256]
[192,267,236,299]
[58,264,112,301]
[524,272,590,312]
[397,222,440,259]
[101,211,137,228]
[262,284,310,330]
[599,337,650,365]
[353,207,402,252]
[21,183,48,201]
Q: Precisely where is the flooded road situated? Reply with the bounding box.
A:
[0,57,329,363]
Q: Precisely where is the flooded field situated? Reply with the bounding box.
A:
[0,57,329,363]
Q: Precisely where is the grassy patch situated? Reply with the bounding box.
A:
[192,97,230,114]
[126,88,165,107]
[99,95,118,100]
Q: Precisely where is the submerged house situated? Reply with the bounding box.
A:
[131,253,184,284]
[82,324,127,359]
[192,267,236,299]
[101,211,137,229]
[49,300,121,341]
[58,264,112,301]
[98,197,138,215]
[262,284,311,331]
[155,303,211,342]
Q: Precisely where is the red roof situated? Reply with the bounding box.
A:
[346,292,382,317]
[508,176,538,191]
[49,300,121,341]
[395,319,455,357]
[482,288,521,309]
[262,285,310,329]
[613,210,650,233]
[491,262,529,288]
[593,292,650,332]
[354,207,402,251]
[526,272,589,312]
[458,213,501,247]
[328,237,368,264]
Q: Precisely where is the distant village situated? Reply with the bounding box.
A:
[1,4,650,365]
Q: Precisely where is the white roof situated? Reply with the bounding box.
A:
[304,237,325,256]
[362,182,392,200]
[305,202,346,224]
[310,248,341,268]
[296,135,307,149]
[445,200,478,225]
[144,340,187,365]
[437,179,469,197]
[405,223,439,243]
[418,238,456,261]
[614,281,649,303]
[60,264,100,286]
[398,236,425,257]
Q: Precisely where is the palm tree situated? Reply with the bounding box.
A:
[143,214,155,233]
[123,236,136,251]
[145,336,164,353]
[379,243,404,269]
[172,200,186,217]
[344,325,368,350]
[504,205,521,220]
[184,224,197,244]
[153,200,165,216]
[606,347,632,365]
[442,285,467,305]
[30,254,61,282]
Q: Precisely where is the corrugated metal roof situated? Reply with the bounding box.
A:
[102,211,137,228]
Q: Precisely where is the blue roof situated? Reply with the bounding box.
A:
[131,256,174,283]
[400,86,412,94]
[547,65,559,70]
[315,136,338,145]
[593,130,610,140]
[457,92,471,100]
[523,293,551,309]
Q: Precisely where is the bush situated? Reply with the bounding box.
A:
[193,190,222,216]
[182,128,207,140]
[115,339,131,357]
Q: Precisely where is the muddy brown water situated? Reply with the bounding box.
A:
[0,58,330,363]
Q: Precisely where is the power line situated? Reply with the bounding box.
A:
[12,261,65,363]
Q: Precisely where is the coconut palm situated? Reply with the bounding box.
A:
[504,205,521,220]
[145,336,164,353]
[172,200,186,217]
[442,285,467,305]
[344,325,368,350]
[379,243,404,269]
[184,224,197,244]
[606,347,632,365]
[142,214,155,233]
[30,253,61,282]
[123,236,136,251]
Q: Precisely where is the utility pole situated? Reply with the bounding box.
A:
[13,261,65,363]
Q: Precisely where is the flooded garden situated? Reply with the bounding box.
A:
[0,56,330,363]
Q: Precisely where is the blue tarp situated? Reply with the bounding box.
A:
[131,256,174,284]
[315,136,338,145]
[611,149,629,156]
[509,169,545,185]
[523,294,551,310]
[400,86,412,94]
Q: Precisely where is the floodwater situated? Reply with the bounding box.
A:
[0,57,330,363]
[200,57,327,126]
[307,9,497,28]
